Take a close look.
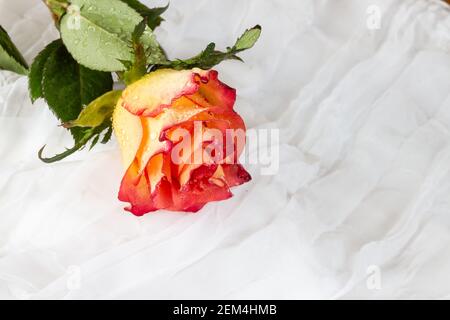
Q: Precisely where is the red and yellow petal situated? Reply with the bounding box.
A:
[118,162,155,216]
[112,98,143,169]
[121,69,236,117]
[196,70,236,110]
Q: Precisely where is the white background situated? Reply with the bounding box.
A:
[1,0,450,299]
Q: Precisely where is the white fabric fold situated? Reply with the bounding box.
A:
[1,0,450,299]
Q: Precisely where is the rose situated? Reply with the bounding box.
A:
[113,68,251,215]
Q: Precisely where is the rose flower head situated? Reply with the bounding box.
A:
[113,68,252,215]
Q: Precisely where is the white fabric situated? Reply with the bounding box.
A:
[1,0,450,299]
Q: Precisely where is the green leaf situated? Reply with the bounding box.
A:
[66,90,122,128]
[38,132,91,163]
[159,25,262,71]
[0,25,28,75]
[234,25,261,51]
[42,42,113,140]
[28,40,61,103]
[38,121,110,163]
[101,125,113,144]
[60,0,166,72]
[119,0,168,30]
[89,134,100,150]
[162,43,241,71]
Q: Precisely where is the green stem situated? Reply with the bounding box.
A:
[123,44,147,85]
